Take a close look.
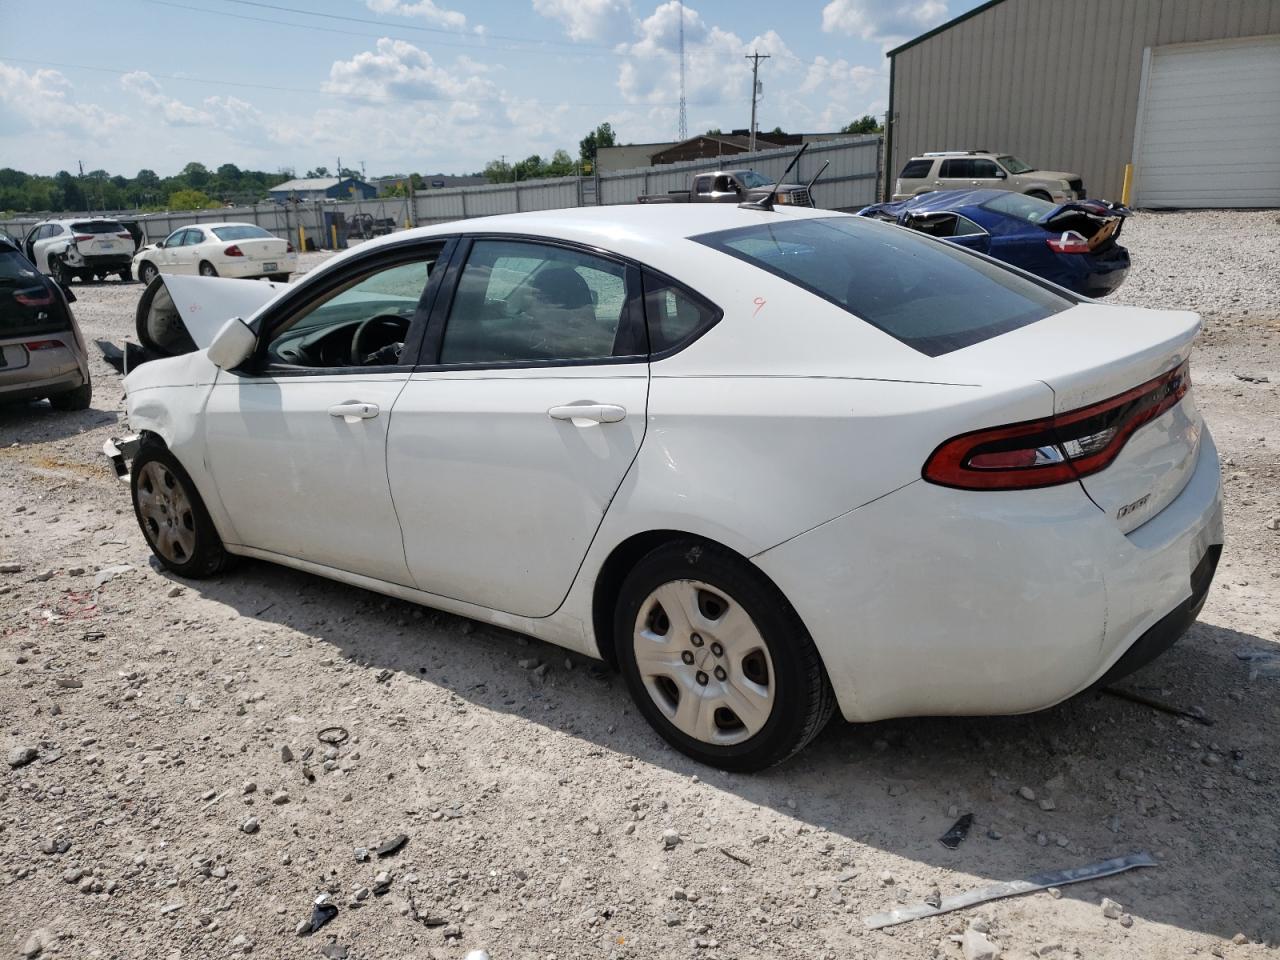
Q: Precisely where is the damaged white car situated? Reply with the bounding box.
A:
[105,204,1223,770]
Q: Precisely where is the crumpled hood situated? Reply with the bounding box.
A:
[138,273,288,355]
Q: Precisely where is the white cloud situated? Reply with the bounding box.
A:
[532,0,634,42]
[617,2,797,114]
[0,63,123,135]
[323,38,501,112]
[365,0,467,30]
[820,0,949,43]
[122,71,212,126]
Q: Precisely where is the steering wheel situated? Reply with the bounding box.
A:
[351,314,410,365]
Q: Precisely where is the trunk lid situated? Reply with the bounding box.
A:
[230,239,286,261]
[1042,200,1129,250]
[936,302,1203,532]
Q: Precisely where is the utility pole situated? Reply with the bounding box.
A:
[745,51,770,152]
[677,0,687,140]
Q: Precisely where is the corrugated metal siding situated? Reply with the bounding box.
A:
[889,0,1280,201]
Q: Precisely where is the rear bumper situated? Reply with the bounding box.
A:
[219,255,297,278]
[73,254,133,272]
[753,427,1223,722]
[0,341,86,402]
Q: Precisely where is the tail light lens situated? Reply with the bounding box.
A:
[14,287,54,307]
[25,339,64,351]
[923,361,1191,490]
[117,232,133,240]
[224,244,244,257]
[286,241,295,253]
[1047,230,1091,254]
[74,234,93,243]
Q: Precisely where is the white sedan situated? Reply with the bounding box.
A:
[105,204,1222,770]
[132,222,297,285]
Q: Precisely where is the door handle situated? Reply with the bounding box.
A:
[548,403,626,424]
[328,401,380,420]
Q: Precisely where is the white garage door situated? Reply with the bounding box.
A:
[1134,35,1280,208]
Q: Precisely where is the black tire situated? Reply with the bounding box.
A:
[49,255,73,287]
[199,261,218,277]
[269,273,290,283]
[130,438,233,578]
[118,269,133,283]
[47,377,92,411]
[1028,190,1053,202]
[138,261,158,285]
[614,539,836,771]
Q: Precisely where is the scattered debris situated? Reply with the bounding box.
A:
[661,829,682,849]
[8,746,38,769]
[1100,897,1124,919]
[863,852,1159,929]
[1101,686,1212,725]
[718,847,752,866]
[939,813,974,849]
[281,744,294,763]
[374,834,409,857]
[317,726,349,745]
[318,943,348,960]
[1234,372,1270,383]
[296,896,339,936]
[961,926,999,960]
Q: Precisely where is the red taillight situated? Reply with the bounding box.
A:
[117,232,132,240]
[14,288,54,307]
[74,234,93,243]
[25,339,63,351]
[1047,230,1091,254]
[286,241,295,253]
[923,361,1191,491]
[224,244,244,257]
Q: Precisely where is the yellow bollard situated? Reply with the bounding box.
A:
[1121,163,1133,206]
[297,225,305,252]
[331,223,338,250]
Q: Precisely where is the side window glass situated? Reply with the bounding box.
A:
[164,230,184,247]
[972,160,1000,178]
[952,215,985,237]
[182,230,200,246]
[641,269,721,355]
[941,159,970,178]
[440,240,632,365]
[264,249,440,369]
[694,176,711,194]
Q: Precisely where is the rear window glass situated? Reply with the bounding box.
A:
[0,251,65,335]
[212,225,274,241]
[642,270,722,354]
[939,159,972,178]
[0,249,40,281]
[693,217,1073,357]
[900,159,933,179]
[981,192,1057,223]
[71,221,125,234]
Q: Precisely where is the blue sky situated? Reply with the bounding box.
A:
[0,0,983,177]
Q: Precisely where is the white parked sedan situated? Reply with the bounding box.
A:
[132,222,297,285]
[104,204,1222,770]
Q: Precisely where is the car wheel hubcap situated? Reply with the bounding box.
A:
[633,579,775,746]
[136,461,197,564]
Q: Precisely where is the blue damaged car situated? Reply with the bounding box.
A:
[858,189,1131,298]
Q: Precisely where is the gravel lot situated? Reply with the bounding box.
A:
[2,211,1278,960]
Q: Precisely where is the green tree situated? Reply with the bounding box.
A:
[168,188,218,210]
[578,122,617,162]
[483,159,513,184]
[181,162,211,189]
[705,127,722,136]
[840,115,882,135]
[305,166,330,178]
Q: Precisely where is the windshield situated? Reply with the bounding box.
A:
[212,225,274,242]
[71,221,125,234]
[981,191,1057,223]
[997,155,1035,174]
[693,216,1072,356]
[735,171,773,188]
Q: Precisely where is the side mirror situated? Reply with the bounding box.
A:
[996,170,1007,179]
[207,317,256,370]
[156,239,166,248]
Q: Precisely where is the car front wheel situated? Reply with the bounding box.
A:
[130,439,233,578]
[615,539,835,771]
[138,262,158,285]
[199,261,218,277]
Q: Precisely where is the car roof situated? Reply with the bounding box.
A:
[343,204,844,273]
[914,151,999,159]
[898,189,1011,212]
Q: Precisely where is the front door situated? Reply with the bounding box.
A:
[202,242,448,584]
[387,238,649,618]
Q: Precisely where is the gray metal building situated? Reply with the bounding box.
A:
[885,0,1280,206]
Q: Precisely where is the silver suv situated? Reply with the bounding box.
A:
[893,151,1085,203]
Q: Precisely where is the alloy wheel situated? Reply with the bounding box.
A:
[632,579,775,745]
[136,460,198,564]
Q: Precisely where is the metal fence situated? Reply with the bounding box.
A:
[1,136,883,248]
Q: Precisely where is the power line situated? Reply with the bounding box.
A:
[0,55,712,109]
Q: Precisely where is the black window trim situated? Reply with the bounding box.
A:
[231,235,459,379]
[639,266,725,362]
[415,233,651,373]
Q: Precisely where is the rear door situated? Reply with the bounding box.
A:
[936,158,970,190]
[387,237,649,618]
[969,158,1004,189]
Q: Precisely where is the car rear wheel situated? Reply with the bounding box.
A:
[118,269,133,283]
[199,261,218,277]
[47,378,92,411]
[138,262,158,285]
[615,539,836,771]
[269,273,290,283]
[130,439,233,578]
[1028,190,1053,201]
[49,256,72,287]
